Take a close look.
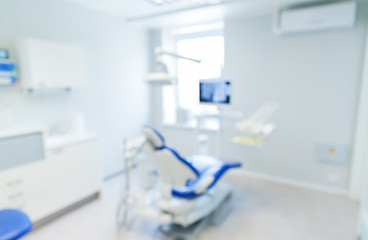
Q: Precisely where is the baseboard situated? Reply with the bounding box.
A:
[103,169,124,181]
[104,167,349,196]
[230,169,349,196]
[33,192,100,229]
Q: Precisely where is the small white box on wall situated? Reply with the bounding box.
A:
[317,143,349,165]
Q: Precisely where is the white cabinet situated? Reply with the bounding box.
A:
[15,38,86,91]
[0,130,101,223]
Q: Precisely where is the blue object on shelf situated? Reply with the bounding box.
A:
[0,209,32,240]
[0,60,18,87]
[0,62,15,71]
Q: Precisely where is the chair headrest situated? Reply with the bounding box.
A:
[143,125,165,149]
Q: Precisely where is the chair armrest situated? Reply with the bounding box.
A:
[193,175,215,194]
[171,161,241,199]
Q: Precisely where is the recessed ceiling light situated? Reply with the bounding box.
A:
[206,0,221,4]
[146,0,203,6]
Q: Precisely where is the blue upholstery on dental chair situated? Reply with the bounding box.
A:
[169,151,241,199]
[172,157,241,199]
[0,209,32,240]
[143,125,241,200]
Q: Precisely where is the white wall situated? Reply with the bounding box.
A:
[152,2,368,191]
[223,8,368,190]
[0,0,149,178]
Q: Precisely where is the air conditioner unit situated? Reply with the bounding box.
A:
[274,1,357,34]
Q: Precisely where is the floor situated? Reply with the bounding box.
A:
[24,173,359,240]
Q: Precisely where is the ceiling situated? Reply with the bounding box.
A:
[66,0,324,27]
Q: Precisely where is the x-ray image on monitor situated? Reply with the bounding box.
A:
[199,78,231,104]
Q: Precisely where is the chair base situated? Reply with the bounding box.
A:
[154,192,232,240]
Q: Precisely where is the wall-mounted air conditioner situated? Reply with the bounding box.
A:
[274,1,357,34]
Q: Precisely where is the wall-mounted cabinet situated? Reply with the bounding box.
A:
[15,38,86,92]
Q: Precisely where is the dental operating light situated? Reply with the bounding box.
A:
[146,47,201,85]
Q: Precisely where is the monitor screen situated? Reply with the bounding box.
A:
[199,78,231,104]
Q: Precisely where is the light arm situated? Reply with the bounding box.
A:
[155,47,201,63]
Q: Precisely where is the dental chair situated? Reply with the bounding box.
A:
[140,125,241,229]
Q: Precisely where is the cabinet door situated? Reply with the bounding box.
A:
[47,139,100,212]
[16,38,86,90]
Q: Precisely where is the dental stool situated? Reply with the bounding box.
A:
[0,209,32,240]
[141,125,241,230]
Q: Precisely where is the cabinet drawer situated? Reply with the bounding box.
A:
[0,178,24,189]
[0,161,49,193]
[0,160,48,181]
[0,190,51,220]
[0,189,27,210]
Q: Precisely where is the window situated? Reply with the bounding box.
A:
[162,29,224,124]
[177,35,224,110]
